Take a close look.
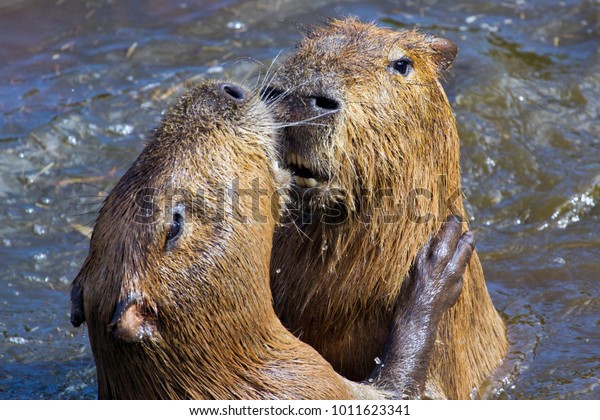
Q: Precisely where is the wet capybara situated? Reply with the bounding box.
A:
[70,79,474,399]
[267,19,508,399]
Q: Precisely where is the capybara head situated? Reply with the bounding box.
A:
[265,18,460,226]
[70,80,290,398]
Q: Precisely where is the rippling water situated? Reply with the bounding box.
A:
[0,0,598,399]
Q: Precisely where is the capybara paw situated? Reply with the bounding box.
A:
[413,215,474,313]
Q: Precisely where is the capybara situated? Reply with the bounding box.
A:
[266,19,508,399]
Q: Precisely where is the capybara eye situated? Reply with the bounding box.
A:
[165,203,185,251]
[391,57,413,76]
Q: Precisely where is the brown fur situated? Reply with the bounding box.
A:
[70,79,457,399]
[268,19,508,399]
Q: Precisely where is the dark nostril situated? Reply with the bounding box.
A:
[219,83,246,102]
[311,95,340,112]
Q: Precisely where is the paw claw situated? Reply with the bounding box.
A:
[406,216,475,315]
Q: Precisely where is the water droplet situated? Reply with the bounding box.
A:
[33,224,47,235]
[480,23,499,32]
[2,239,11,247]
[107,123,134,136]
[226,21,247,32]
[465,15,477,24]
[33,252,47,261]
[66,135,77,145]
[275,269,281,274]
[374,357,382,365]
[207,65,224,74]
[485,157,496,168]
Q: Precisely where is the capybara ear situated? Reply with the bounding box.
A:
[428,35,458,75]
[70,281,86,327]
[109,292,155,343]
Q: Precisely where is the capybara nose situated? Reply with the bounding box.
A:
[217,83,246,102]
[306,94,341,115]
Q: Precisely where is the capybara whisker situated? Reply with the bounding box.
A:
[258,50,286,96]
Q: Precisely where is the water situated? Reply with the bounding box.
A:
[0,0,598,399]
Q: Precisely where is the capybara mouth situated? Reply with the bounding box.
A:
[284,152,329,188]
